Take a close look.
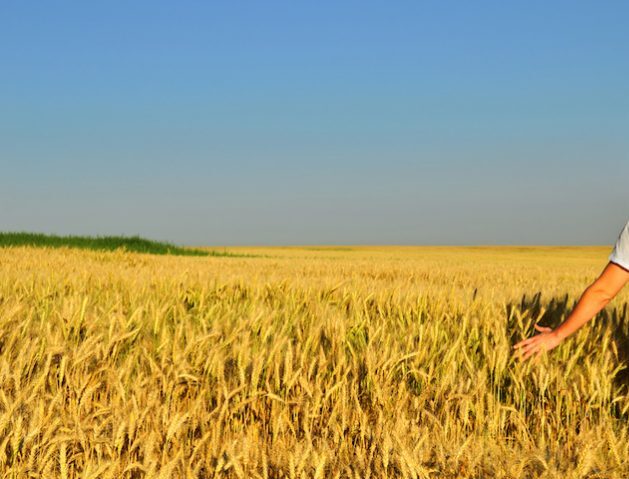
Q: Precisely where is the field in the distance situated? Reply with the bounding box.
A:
[1,245,628,478]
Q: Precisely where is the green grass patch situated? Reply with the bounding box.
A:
[0,232,251,257]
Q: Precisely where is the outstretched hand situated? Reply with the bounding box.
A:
[513,324,563,362]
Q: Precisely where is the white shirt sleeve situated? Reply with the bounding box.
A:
[610,220,629,271]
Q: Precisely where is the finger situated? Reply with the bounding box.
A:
[513,341,531,355]
[518,339,540,355]
[521,344,540,361]
[522,349,535,361]
[513,337,535,349]
[527,342,548,360]
[514,342,539,361]
[534,324,552,333]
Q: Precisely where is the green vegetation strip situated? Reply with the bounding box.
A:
[0,232,252,257]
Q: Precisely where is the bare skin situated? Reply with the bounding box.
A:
[513,261,629,362]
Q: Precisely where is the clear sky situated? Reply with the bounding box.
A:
[1,1,627,246]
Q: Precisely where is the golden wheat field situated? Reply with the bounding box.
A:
[1,245,629,478]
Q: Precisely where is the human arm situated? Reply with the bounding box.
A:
[513,261,629,362]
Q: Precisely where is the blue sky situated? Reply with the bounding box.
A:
[1,1,627,245]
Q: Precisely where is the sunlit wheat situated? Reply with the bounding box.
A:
[0,245,627,477]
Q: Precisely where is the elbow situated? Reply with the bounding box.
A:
[584,284,614,306]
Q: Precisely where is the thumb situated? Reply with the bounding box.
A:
[534,323,553,333]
